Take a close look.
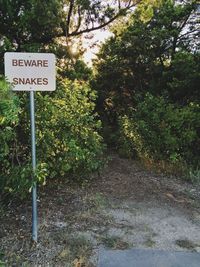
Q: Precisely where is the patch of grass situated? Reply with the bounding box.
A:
[144,238,156,248]
[188,168,200,184]
[77,213,113,233]
[56,235,93,267]
[175,239,197,250]
[0,250,5,267]
[84,193,108,211]
[100,235,130,250]
[70,193,111,229]
[0,201,6,218]
[56,196,64,205]
[0,252,29,267]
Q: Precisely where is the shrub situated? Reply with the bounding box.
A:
[118,94,200,168]
[35,79,104,178]
[0,80,20,172]
[0,78,104,199]
[0,79,30,198]
[0,79,45,198]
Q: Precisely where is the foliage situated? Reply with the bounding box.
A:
[0,0,107,198]
[94,0,200,175]
[0,0,65,71]
[0,0,64,46]
[165,51,200,105]
[0,79,19,174]
[0,79,29,198]
[0,78,104,198]
[188,167,200,183]
[62,0,141,37]
[58,59,92,81]
[34,79,104,179]
[0,0,143,73]
[0,79,49,198]
[94,0,200,119]
[118,94,200,167]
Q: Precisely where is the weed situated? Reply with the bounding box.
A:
[100,235,130,250]
[0,250,5,267]
[175,239,197,250]
[85,193,108,211]
[56,196,64,205]
[188,168,200,184]
[56,235,93,266]
[144,238,156,248]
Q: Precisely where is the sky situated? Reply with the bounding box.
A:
[82,30,112,65]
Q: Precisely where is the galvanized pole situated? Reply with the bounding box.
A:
[30,91,38,242]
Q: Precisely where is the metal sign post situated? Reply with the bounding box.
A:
[30,90,37,242]
[4,52,56,242]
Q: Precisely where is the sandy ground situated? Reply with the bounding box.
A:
[1,153,200,266]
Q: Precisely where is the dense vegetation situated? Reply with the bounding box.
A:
[0,78,104,199]
[94,0,200,172]
[0,0,200,199]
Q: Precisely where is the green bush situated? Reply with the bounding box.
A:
[0,79,31,198]
[119,94,200,168]
[0,79,44,198]
[0,80,20,171]
[35,79,104,178]
[0,78,104,199]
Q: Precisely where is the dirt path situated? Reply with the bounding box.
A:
[1,153,200,266]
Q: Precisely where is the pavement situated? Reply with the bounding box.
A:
[98,248,200,267]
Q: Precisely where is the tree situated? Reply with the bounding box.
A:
[94,0,200,119]
[0,0,65,72]
[0,0,64,49]
[63,0,141,38]
[0,0,143,73]
[0,1,142,49]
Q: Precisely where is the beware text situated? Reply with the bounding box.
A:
[12,59,48,67]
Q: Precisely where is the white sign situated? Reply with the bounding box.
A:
[4,52,56,91]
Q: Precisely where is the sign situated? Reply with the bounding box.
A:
[4,52,56,242]
[4,52,56,91]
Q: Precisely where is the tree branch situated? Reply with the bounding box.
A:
[69,14,120,36]
[74,6,82,34]
[66,0,75,37]
[178,27,200,41]
[127,0,132,8]
[178,12,191,32]
[68,1,141,37]
[118,0,121,9]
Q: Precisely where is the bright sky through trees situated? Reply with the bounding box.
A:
[83,30,112,64]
